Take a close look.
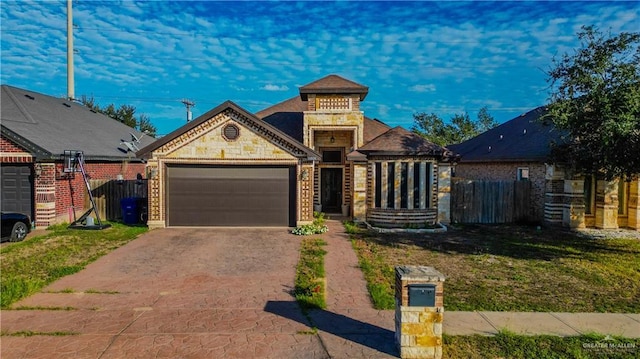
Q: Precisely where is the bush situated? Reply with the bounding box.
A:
[292,212,328,235]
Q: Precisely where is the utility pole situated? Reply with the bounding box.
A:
[181,99,195,123]
[67,0,74,101]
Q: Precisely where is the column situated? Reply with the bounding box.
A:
[628,179,640,230]
[437,163,451,224]
[381,162,388,209]
[395,161,402,209]
[562,179,585,229]
[595,179,619,229]
[419,162,427,209]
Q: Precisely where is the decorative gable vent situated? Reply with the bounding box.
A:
[222,123,240,141]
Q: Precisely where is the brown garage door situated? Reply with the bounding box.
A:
[167,165,295,227]
[1,164,33,217]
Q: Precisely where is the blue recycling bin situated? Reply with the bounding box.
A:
[121,197,139,224]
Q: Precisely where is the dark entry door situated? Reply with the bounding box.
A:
[321,168,342,213]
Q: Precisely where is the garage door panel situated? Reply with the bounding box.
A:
[1,165,33,215]
[167,166,294,227]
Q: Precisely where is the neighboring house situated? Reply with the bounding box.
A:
[448,106,639,230]
[1,85,153,227]
[137,75,457,228]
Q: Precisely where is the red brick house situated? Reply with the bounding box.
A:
[137,75,457,228]
[448,107,640,230]
[1,85,153,227]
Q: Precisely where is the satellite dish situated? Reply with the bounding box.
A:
[121,141,139,152]
[130,132,142,143]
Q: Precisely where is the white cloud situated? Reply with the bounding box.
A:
[409,84,436,93]
[261,84,290,91]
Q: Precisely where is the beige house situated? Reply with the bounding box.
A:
[137,75,456,228]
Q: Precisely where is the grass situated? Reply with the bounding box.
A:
[349,223,640,312]
[444,331,640,359]
[293,237,327,311]
[0,222,147,309]
[1,330,79,337]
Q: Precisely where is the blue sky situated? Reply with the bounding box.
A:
[2,1,638,136]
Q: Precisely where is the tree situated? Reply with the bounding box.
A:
[546,26,640,180]
[79,95,157,137]
[411,106,498,146]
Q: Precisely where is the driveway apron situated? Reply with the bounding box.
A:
[1,228,328,359]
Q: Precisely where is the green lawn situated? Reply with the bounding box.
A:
[1,223,147,308]
[349,223,640,312]
[444,331,639,359]
[294,237,327,311]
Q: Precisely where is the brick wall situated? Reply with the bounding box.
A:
[0,136,33,162]
[454,161,546,222]
[54,161,145,221]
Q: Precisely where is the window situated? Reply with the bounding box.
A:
[584,175,595,215]
[374,163,382,208]
[618,178,628,216]
[413,162,421,209]
[322,149,343,163]
[517,167,529,181]
[400,162,408,208]
[387,163,395,207]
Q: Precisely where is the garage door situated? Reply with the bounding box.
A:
[1,164,33,216]
[167,165,295,227]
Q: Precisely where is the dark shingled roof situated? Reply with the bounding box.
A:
[447,106,565,162]
[299,74,369,101]
[1,85,153,161]
[358,126,454,159]
[255,95,390,144]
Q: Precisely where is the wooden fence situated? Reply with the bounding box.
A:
[84,179,148,221]
[451,179,532,224]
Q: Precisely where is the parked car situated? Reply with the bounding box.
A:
[1,212,31,242]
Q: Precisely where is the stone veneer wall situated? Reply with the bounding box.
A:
[146,109,304,228]
[454,161,546,223]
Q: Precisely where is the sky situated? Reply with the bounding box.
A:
[1,1,639,136]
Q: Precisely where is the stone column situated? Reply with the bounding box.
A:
[562,179,585,229]
[146,160,164,229]
[395,161,402,209]
[381,162,388,208]
[544,164,565,226]
[419,162,427,209]
[437,163,451,224]
[352,161,368,222]
[407,162,414,209]
[395,266,445,359]
[626,179,639,230]
[595,179,619,229]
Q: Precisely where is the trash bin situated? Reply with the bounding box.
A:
[121,197,139,224]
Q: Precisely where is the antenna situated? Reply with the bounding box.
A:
[181,99,195,123]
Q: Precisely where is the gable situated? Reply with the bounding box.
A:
[163,117,297,161]
[145,103,316,161]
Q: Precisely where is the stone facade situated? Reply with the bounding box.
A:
[140,76,454,228]
[144,105,311,229]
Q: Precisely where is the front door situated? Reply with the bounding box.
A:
[321,168,342,213]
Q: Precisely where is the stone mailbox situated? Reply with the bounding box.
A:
[395,265,445,359]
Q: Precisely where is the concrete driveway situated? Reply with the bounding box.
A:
[1,228,328,358]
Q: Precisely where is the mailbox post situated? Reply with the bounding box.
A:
[395,266,445,359]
